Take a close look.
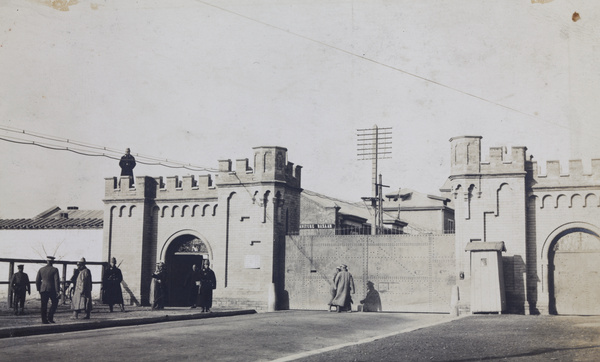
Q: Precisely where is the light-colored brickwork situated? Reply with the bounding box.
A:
[103,147,302,309]
[443,136,600,315]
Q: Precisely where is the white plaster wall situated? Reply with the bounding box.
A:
[0,229,103,299]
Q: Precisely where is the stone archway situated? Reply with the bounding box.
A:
[163,234,211,307]
[546,226,600,315]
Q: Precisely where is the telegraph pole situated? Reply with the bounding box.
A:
[357,125,392,234]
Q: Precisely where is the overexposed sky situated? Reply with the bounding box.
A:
[1,0,599,218]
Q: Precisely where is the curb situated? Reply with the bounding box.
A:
[0,309,257,339]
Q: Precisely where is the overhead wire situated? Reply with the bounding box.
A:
[0,130,219,172]
[195,0,584,135]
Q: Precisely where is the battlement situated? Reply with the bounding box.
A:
[449,136,527,176]
[530,159,600,188]
[480,146,527,174]
[104,146,303,201]
[104,175,219,201]
[217,146,302,188]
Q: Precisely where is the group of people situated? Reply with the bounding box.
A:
[149,259,217,313]
[11,255,126,324]
[328,264,382,313]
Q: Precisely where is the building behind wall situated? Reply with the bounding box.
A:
[442,136,600,315]
[0,206,104,299]
[103,146,302,310]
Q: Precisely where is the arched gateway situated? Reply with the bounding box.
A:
[103,146,302,310]
[162,233,211,306]
[544,225,600,315]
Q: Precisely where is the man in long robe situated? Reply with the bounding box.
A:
[102,257,124,312]
[150,262,166,310]
[198,259,216,313]
[71,257,93,319]
[330,264,355,312]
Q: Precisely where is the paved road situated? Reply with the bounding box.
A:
[1,311,599,361]
[0,311,450,361]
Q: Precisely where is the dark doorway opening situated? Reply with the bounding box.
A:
[165,235,209,307]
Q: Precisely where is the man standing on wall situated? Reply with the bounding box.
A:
[119,148,136,182]
[11,264,31,315]
[36,256,60,324]
[198,259,217,313]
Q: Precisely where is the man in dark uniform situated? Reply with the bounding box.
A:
[35,256,60,324]
[198,259,217,313]
[119,148,136,177]
[184,264,202,308]
[10,264,30,315]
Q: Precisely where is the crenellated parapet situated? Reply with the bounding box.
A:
[104,146,303,203]
[449,136,527,177]
[216,146,302,188]
[479,146,527,174]
[529,159,600,189]
[104,174,219,201]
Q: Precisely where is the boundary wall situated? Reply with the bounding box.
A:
[284,233,455,313]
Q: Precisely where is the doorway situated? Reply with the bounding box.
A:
[164,234,209,307]
[549,228,600,315]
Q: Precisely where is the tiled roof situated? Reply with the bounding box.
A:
[0,206,103,230]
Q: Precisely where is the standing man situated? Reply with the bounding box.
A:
[11,264,31,315]
[102,257,125,312]
[184,264,201,309]
[71,257,93,319]
[36,256,60,324]
[198,259,216,313]
[331,264,355,313]
[119,148,136,179]
[150,262,167,310]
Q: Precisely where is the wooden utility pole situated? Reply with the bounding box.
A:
[357,125,392,234]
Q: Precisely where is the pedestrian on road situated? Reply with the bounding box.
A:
[327,266,341,312]
[330,264,355,313]
[360,281,382,312]
[35,256,60,324]
[11,264,31,315]
[198,259,216,313]
[72,257,93,319]
[150,262,167,310]
[184,264,201,309]
[102,257,125,312]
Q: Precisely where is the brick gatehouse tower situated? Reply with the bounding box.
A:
[102,146,302,311]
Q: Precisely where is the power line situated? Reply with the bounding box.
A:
[0,126,219,172]
[196,0,583,135]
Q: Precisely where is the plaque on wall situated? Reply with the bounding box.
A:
[245,255,261,269]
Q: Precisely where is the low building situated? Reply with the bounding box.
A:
[300,189,407,235]
[0,206,104,299]
[384,188,455,234]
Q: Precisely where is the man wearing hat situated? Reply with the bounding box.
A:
[102,257,124,312]
[72,257,93,319]
[36,256,60,324]
[10,264,30,315]
[330,264,355,313]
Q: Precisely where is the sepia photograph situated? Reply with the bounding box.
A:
[1,1,599,360]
